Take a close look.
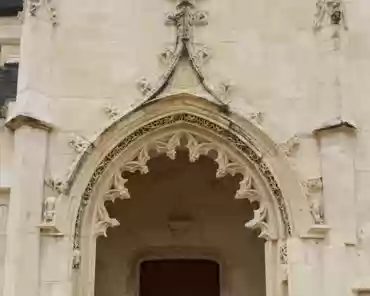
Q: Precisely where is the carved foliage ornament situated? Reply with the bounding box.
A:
[26,0,58,26]
[94,131,275,240]
[137,1,230,108]
[68,135,92,154]
[72,114,291,267]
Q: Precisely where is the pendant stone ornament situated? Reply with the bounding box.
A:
[137,0,230,109]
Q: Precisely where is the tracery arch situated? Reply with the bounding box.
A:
[64,94,312,296]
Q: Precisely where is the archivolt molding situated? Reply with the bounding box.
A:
[72,112,292,259]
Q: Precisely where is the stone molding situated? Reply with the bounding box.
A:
[313,118,357,134]
[72,112,293,256]
[5,113,53,131]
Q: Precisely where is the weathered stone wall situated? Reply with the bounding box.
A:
[1,0,370,295]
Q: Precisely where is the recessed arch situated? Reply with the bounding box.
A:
[63,94,312,296]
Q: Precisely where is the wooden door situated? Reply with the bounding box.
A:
[139,259,220,296]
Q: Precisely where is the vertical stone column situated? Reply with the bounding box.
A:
[314,120,357,296]
[3,117,52,296]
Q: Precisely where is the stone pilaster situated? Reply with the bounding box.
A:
[314,119,357,296]
[3,115,51,296]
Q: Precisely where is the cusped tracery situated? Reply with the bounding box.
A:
[95,130,276,240]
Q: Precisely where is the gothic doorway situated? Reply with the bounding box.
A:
[94,151,266,296]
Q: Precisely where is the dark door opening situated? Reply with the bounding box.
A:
[139,259,220,296]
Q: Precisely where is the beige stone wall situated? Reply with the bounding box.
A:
[1,0,370,295]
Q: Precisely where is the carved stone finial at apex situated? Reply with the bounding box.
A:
[280,135,300,157]
[135,1,230,109]
[68,134,91,154]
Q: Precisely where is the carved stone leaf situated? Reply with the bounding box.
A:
[235,176,260,202]
[245,203,274,240]
[123,147,150,174]
[95,201,120,237]
[104,171,130,202]
[154,132,182,160]
[185,133,214,162]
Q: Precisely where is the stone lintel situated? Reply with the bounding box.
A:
[5,113,53,131]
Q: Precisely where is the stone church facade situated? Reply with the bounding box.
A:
[0,0,370,296]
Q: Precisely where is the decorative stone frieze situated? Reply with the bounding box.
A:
[136,0,229,108]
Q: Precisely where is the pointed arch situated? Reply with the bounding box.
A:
[61,94,313,295]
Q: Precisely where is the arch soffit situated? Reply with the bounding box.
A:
[66,95,311,252]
